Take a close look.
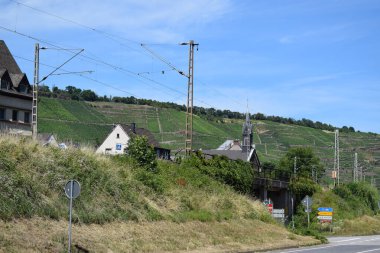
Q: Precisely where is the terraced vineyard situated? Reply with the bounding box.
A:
[38,97,380,184]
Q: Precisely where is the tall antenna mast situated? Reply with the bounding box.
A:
[32,43,39,140]
[181,40,198,155]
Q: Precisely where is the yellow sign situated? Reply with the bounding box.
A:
[318,211,333,216]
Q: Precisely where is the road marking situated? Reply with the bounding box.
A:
[278,237,380,253]
[355,248,380,253]
[332,237,361,243]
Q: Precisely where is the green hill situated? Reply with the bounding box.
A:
[38,97,380,184]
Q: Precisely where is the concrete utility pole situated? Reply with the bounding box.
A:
[32,43,39,140]
[181,40,198,156]
[353,152,358,182]
[31,45,84,140]
[333,130,340,185]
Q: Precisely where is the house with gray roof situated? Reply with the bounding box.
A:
[96,123,170,160]
[0,40,32,135]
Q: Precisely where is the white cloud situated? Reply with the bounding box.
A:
[278,23,357,44]
[1,0,232,43]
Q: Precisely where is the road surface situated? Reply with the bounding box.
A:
[269,235,380,253]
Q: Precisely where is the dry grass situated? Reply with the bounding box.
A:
[333,215,380,236]
[0,218,319,253]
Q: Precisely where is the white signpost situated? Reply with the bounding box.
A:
[65,180,81,253]
[272,209,285,223]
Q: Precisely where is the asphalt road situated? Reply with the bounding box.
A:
[269,235,380,253]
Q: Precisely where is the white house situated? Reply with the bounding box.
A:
[96,123,171,159]
[96,124,130,155]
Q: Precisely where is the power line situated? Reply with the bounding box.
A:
[3,0,246,112]
[0,26,185,101]
[141,43,187,77]
[9,0,151,57]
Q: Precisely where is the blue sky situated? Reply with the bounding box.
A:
[1,0,379,133]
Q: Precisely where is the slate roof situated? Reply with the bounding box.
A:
[202,148,261,170]
[0,68,7,77]
[0,41,31,93]
[202,149,251,161]
[0,40,22,74]
[119,124,160,147]
[9,73,25,87]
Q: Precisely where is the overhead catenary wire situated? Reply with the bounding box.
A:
[5,2,250,113]
[9,0,151,58]
[38,49,84,84]
[0,26,190,103]
[0,25,219,107]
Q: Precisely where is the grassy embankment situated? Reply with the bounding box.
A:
[292,182,380,237]
[0,136,319,252]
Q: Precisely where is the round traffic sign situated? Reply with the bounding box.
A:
[65,180,81,199]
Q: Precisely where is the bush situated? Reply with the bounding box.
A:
[127,136,157,172]
[190,154,254,194]
[334,182,379,213]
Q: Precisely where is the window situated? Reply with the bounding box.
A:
[1,79,9,89]
[24,112,30,123]
[0,108,5,120]
[116,133,120,139]
[12,110,18,121]
[19,84,27,93]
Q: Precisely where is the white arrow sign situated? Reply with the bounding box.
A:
[317,216,332,220]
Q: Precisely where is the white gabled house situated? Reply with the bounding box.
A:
[96,123,171,159]
[96,124,130,155]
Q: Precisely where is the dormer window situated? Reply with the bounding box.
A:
[1,79,10,89]
[19,84,27,93]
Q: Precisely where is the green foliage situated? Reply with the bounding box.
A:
[128,135,157,172]
[184,153,254,194]
[135,169,165,194]
[333,182,379,213]
[0,138,268,224]
[289,176,320,200]
[279,147,324,180]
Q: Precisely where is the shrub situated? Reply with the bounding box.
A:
[193,154,254,194]
[127,136,157,172]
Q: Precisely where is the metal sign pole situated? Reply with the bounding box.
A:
[307,197,310,228]
[68,180,73,253]
[291,196,295,230]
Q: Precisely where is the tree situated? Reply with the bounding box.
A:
[279,147,324,180]
[127,136,157,172]
[81,89,97,101]
[65,85,82,100]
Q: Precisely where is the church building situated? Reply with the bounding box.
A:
[202,111,261,170]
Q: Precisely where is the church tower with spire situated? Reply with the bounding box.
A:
[242,110,253,153]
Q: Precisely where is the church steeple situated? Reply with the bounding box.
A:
[242,104,253,153]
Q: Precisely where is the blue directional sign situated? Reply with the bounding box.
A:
[318,207,333,212]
